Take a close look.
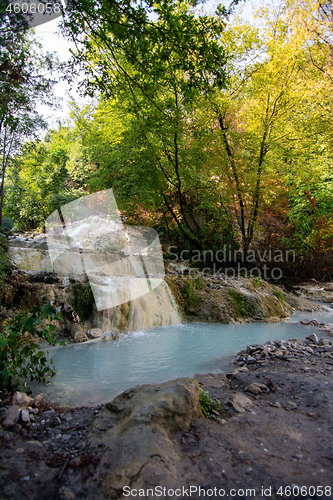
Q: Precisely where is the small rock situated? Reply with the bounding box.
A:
[247,345,260,354]
[74,440,86,449]
[51,416,62,427]
[89,328,102,338]
[231,393,254,413]
[2,405,21,428]
[58,486,76,500]
[102,330,120,341]
[88,463,95,475]
[20,409,30,423]
[274,350,284,358]
[318,338,330,346]
[28,407,39,415]
[69,324,89,343]
[12,392,33,408]
[234,366,249,373]
[70,457,81,467]
[253,382,267,390]
[247,356,256,364]
[303,346,314,354]
[306,333,318,344]
[247,384,261,395]
[33,393,43,408]
[42,409,56,417]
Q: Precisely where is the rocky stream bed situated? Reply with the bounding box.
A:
[1,333,333,500]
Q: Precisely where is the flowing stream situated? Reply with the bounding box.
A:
[30,309,333,407]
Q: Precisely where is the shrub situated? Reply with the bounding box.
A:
[1,217,13,231]
[199,388,222,417]
[0,302,66,392]
[0,227,9,285]
[229,290,247,317]
[253,277,261,287]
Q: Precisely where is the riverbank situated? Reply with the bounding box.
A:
[1,333,332,500]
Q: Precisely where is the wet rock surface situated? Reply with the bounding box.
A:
[166,276,297,323]
[1,342,333,499]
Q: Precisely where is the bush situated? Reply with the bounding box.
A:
[229,290,247,317]
[0,302,66,392]
[0,227,9,285]
[253,277,262,287]
[1,217,13,231]
[199,388,222,417]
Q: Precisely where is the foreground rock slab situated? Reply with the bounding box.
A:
[90,378,200,496]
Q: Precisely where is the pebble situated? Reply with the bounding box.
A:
[236,337,332,367]
[21,409,30,423]
[231,393,254,413]
[69,456,81,467]
[306,333,318,344]
[247,384,261,395]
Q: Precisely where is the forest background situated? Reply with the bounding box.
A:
[1,0,333,281]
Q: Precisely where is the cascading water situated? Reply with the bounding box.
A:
[7,189,181,332]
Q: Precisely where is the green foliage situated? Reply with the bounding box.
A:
[253,278,262,287]
[273,290,284,301]
[0,27,59,225]
[0,227,9,285]
[229,290,247,317]
[0,303,66,392]
[199,389,222,417]
[72,283,95,321]
[4,0,333,278]
[184,277,205,308]
[4,127,89,230]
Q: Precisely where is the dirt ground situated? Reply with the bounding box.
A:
[1,337,333,500]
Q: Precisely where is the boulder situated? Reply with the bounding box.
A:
[69,324,89,343]
[102,330,120,341]
[2,405,21,428]
[12,392,33,408]
[87,378,200,494]
[89,328,103,339]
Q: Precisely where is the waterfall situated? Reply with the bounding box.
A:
[7,190,181,332]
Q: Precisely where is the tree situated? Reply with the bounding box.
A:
[0,13,58,225]
[59,1,236,247]
[61,0,229,102]
[195,7,324,255]
[4,125,90,230]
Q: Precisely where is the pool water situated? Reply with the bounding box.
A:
[30,308,333,407]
